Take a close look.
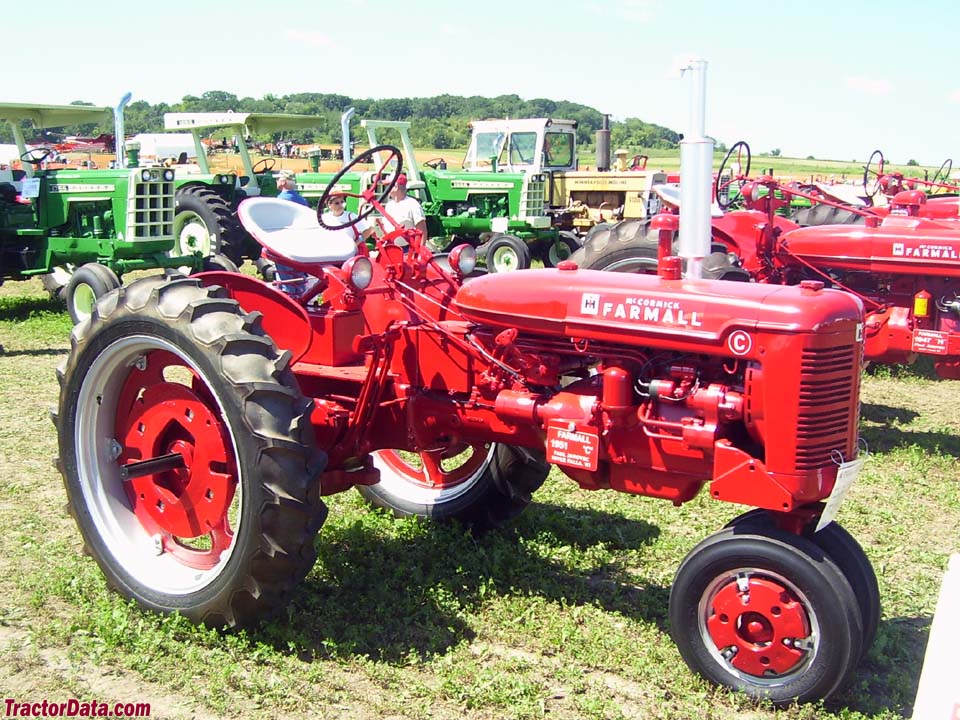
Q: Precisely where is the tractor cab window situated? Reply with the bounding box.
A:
[466,131,506,169]
[543,132,574,168]
[508,132,537,166]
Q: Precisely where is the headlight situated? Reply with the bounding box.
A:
[219,174,231,184]
[141,169,153,181]
[343,256,373,291]
[449,244,477,276]
[163,169,175,181]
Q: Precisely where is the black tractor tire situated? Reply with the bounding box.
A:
[789,204,867,227]
[485,234,531,273]
[569,219,657,273]
[174,185,245,264]
[670,526,863,705]
[200,253,240,273]
[65,263,121,325]
[725,509,880,660]
[361,444,550,532]
[53,274,328,627]
[542,231,581,268]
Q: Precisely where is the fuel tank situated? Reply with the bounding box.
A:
[454,267,862,361]
[779,217,960,278]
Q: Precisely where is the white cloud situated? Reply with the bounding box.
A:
[285,29,334,49]
[845,76,892,96]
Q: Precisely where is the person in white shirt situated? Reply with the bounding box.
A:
[319,195,375,247]
[383,173,427,240]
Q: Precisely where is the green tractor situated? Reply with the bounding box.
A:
[164,112,341,265]
[360,119,564,271]
[0,102,201,323]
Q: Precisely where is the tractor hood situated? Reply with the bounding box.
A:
[780,217,960,278]
[454,268,862,361]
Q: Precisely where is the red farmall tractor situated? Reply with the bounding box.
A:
[55,145,873,705]
[576,142,960,380]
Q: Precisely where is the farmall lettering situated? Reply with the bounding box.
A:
[580,293,704,328]
[892,242,960,260]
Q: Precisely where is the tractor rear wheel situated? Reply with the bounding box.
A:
[569,219,657,273]
[789,204,866,227]
[485,234,531,272]
[670,526,863,705]
[542,231,580,268]
[65,263,121,325]
[173,185,244,264]
[362,444,549,532]
[54,274,327,627]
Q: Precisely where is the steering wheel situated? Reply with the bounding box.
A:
[629,154,649,171]
[423,157,446,170]
[317,144,402,230]
[20,147,54,166]
[931,158,953,188]
[863,150,885,198]
[715,141,751,209]
[252,157,276,174]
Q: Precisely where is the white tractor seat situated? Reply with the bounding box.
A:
[653,183,724,217]
[237,197,357,264]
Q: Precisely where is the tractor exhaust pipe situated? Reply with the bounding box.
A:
[596,114,611,172]
[114,91,132,168]
[341,107,355,165]
[678,59,714,280]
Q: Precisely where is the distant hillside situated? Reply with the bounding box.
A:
[0,92,681,152]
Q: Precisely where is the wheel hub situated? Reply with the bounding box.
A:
[116,377,234,540]
[707,575,810,676]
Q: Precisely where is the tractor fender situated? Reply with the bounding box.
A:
[193,271,312,363]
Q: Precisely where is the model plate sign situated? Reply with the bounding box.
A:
[546,424,599,471]
[912,329,949,355]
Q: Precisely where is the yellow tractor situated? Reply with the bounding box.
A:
[463,116,668,236]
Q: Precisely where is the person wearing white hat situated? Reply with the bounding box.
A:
[276,169,308,206]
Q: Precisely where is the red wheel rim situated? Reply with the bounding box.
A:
[376,444,488,490]
[705,573,813,678]
[114,350,237,570]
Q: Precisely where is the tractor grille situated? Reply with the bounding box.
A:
[127,169,175,240]
[794,344,859,470]
[520,176,547,219]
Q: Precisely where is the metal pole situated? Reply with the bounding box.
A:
[114,92,132,168]
[678,59,714,280]
[341,107,355,165]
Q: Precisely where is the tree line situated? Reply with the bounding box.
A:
[1,91,681,153]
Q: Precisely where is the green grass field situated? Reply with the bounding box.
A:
[0,275,957,720]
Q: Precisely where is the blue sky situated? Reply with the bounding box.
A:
[7,0,959,165]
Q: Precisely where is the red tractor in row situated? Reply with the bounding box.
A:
[55,146,874,706]
[576,142,960,381]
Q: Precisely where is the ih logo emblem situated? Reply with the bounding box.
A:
[580,293,600,315]
[893,243,905,256]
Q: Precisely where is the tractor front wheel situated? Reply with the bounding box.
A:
[362,444,549,532]
[542,231,580,268]
[485,234,531,273]
[65,263,121,325]
[669,527,863,705]
[725,510,879,661]
[54,275,328,627]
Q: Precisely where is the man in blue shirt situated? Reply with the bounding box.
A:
[276,170,308,206]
